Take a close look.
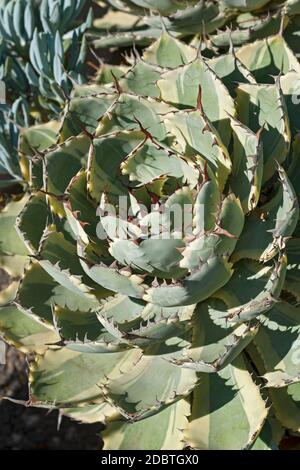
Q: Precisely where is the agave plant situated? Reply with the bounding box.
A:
[0,0,93,115]
[1,32,300,450]
[0,99,27,191]
[93,0,300,55]
[0,0,94,190]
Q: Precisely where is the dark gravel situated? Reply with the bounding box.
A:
[0,345,102,450]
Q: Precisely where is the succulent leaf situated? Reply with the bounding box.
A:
[184,355,268,450]
[0,304,59,353]
[103,399,190,450]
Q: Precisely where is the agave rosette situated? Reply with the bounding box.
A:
[0,0,95,188]
[0,0,93,113]
[1,32,300,450]
[93,0,300,56]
